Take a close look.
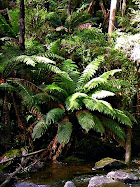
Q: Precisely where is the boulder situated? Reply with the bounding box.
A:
[13,182,49,187]
[93,157,126,170]
[64,181,76,187]
[107,171,139,183]
[88,176,127,187]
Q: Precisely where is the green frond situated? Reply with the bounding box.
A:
[44,52,65,61]
[32,56,56,65]
[14,55,36,67]
[32,120,46,140]
[100,69,122,80]
[103,118,126,141]
[61,59,78,73]
[65,93,87,111]
[83,77,106,92]
[45,83,68,97]
[83,98,114,116]
[77,56,103,88]
[76,110,95,132]
[92,90,115,99]
[46,108,65,127]
[92,115,105,133]
[114,109,133,127]
[0,83,15,91]
[32,93,53,104]
[57,121,72,146]
[123,111,137,124]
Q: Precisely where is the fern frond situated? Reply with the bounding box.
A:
[44,52,65,61]
[46,108,65,128]
[0,83,15,91]
[92,90,115,99]
[61,59,78,73]
[14,55,36,67]
[32,93,53,104]
[100,69,122,80]
[76,110,95,132]
[65,93,87,111]
[45,83,68,97]
[57,121,72,146]
[92,115,105,133]
[32,120,46,140]
[77,56,103,88]
[123,111,137,124]
[82,77,106,92]
[114,109,132,127]
[103,118,126,141]
[83,98,114,116]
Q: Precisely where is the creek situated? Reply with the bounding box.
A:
[18,159,140,187]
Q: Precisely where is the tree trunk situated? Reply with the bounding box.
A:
[108,0,118,34]
[87,0,96,14]
[19,0,25,51]
[67,0,71,17]
[125,126,132,165]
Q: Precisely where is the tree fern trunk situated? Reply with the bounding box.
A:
[125,126,132,165]
[19,0,25,51]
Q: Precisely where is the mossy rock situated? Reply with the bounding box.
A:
[93,157,126,170]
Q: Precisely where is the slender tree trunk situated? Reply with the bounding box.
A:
[19,0,25,51]
[122,0,126,16]
[87,0,96,14]
[108,0,118,34]
[67,0,71,17]
[125,126,132,165]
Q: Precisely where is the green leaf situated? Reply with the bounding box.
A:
[103,118,126,141]
[45,83,68,97]
[92,115,105,133]
[77,56,103,88]
[32,120,46,140]
[65,92,87,111]
[114,109,133,127]
[100,69,122,80]
[92,90,115,99]
[76,110,95,132]
[14,55,36,67]
[46,108,65,127]
[57,121,72,146]
[0,83,15,91]
[83,77,106,92]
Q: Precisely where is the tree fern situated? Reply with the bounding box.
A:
[77,56,103,89]
[32,120,47,140]
[57,121,72,146]
[46,108,65,128]
[103,118,126,141]
[76,110,95,132]
[0,83,15,91]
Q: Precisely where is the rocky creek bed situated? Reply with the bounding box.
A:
[12,158,140,187]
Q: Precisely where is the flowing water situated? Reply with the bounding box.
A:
[19,160,140,187]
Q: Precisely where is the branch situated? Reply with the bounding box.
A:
[0,148,47,164]
[87,0,97,14]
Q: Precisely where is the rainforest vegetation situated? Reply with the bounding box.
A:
[0,0,139,185]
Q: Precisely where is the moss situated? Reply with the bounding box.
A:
[101,182,127,187]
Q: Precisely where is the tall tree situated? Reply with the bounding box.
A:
[19,0,25,51]
[108,0,118,34]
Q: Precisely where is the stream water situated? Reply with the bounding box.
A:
[19,160,140,187]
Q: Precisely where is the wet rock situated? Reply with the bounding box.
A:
[107,171,139,182]
[93,157,126,170]
[88,176,127,187]
[64,181,76,187]
[13,182,49,187]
